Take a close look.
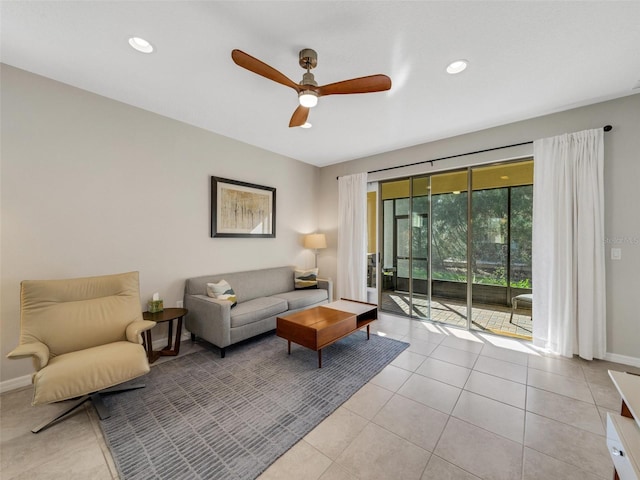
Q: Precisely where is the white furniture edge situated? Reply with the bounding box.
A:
[607,412,640,479]
[610,370,640,429]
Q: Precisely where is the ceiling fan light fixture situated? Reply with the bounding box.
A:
[128,37,154,53]
[231,49,392,127]
[446,59,468,74]
[300,122,312,129]
[298,90,318,108]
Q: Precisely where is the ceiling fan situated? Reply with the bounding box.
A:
[231,48,392,128]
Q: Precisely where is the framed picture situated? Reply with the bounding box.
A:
[211,176,276,238]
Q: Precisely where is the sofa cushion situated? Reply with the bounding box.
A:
[33,341,149,405]
[230,297,288,328]
[271,289,328,310]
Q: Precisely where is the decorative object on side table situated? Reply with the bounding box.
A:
[142,307,188,363]
[211,176,276,238]
[147,292,163,313]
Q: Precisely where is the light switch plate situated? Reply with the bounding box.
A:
[611,248,622,260]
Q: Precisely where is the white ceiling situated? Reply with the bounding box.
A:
[2,1,639,167]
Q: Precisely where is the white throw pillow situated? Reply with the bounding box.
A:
[206,280,237,307]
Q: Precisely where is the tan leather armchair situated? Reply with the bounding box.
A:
[7,271,156,433]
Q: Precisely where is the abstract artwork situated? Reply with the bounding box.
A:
[211,176,276,238]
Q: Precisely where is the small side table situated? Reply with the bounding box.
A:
[142,307,188,363]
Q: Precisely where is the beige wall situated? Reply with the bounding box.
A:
[0,65,320,385]
[319,94,640,362]
[3,63,638,388]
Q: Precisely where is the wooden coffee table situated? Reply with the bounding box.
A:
[276,299,377,368]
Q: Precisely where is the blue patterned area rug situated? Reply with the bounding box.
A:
[100,331,408,480]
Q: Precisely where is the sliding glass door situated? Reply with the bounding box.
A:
[430,171,469,328]
[378,159,533,339]
[381,180,411,316]
[410,178,429,319]
[470,162,533,336]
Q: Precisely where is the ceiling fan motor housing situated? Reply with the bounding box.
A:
[301,71,317,87]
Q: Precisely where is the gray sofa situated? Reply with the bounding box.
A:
[184,266,333,357]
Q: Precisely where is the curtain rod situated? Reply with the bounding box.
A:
[336,125,613,179]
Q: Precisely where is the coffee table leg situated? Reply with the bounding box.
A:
[287,340,291,355]
[367,324,370,340]
[318,349,322,368]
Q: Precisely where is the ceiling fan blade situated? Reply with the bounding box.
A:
[232,49,301,92]
[289,105,310,128]
[317,74,392,96]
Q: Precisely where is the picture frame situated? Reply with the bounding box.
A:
[211,176,276,238]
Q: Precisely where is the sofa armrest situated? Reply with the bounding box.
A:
[6,341,50,370]
[126,320,157,344]
[317,278,334,303]
[184,294,232,348]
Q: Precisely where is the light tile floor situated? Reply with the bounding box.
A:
[2,313,638,480]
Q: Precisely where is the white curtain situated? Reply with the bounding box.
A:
[532,128,606,360]
[337,173,368,302]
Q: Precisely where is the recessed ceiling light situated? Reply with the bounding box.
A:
[128,37,154,54]
[453,190,461,195]
[500,175,509,180]
[446,59,468,75]
[300,122,312,129]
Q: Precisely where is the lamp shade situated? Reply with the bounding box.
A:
[304,233,327,249]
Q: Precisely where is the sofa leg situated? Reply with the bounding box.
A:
[190,333,196,342]
[220,347,225,358]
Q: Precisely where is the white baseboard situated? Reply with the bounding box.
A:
[605,352,640,368]
[150,331,192,350]
[0,374,32,394]
[1,331,193,394]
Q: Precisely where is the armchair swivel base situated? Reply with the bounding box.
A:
[31,383,146,434]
